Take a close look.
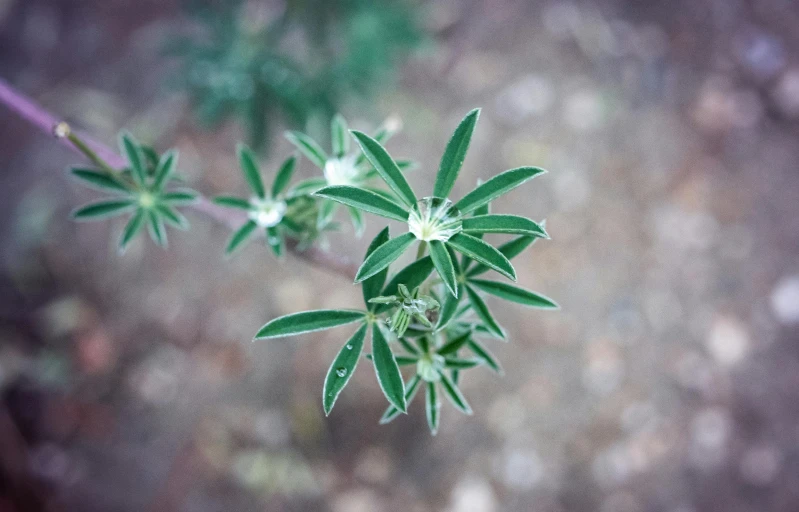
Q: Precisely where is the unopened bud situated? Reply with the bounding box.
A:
[53,122,71,139]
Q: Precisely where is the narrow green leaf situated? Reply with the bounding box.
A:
[467,235,536,277]
[469,279,559,309]
[426,381,440,435]
[285,131,327,168]
[348,206,364,237]
[161,189,199,204]
[363,227,391,309]
[379,375,422,424]
[288,178,327,197]
[315,186,409,222]
[395,356,419,366]
[354,232,416,283]
[433,108,480,198]
[371,324,407,412]
[271,155,296,198]
[213,196,251,210]
[447,233,516,281]
[153,150,178,192]
[323,323,367,415]
[436,282,463,331]
[455,167,546,214]
[465,285,506,340]
[350,130,416,208]
[443,358,481,369]
[72,199,136,220]
[266,226,284,257]
[437,331,471,356]
[331,114,349,157]
[398,337,420,355]
[70,168,129,194]
[118,209,145,254]
[237,144,265,198]
[255,310,366,339]
[468,339,503,375]
[225,221,258,255]
[146,210,168,248]
[119,132,145,185]
[156,204,189,230]
[462,214,548,237]
[438,371,472,414]
[429,241,458,298]
[461,201,490,272]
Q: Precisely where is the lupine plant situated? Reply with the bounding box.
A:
[14,90,557,435]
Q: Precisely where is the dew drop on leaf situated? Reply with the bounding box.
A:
[346,344,353,350]
[336,368,348,378]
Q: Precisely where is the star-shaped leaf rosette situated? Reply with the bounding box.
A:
[253,109,558,434]
[69,129,199,253]
[315,109,548,298]
[285,114,414,236]
[213,144,326,257]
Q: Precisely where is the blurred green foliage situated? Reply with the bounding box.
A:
[166,0,426,152]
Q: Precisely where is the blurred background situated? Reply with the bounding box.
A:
[2,0,799,511]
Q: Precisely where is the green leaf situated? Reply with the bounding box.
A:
[285,131,327,168]
[118,209,146,254]
[315,186,409,222]
[156,204,189,230]
[146,209,168,248]
[161,189,199,204]
[70,168,129,194]
[379,375,422,424]
[465,285,505,339]
[447,233,516,281]
[455,167,546,214]
[468,339,503,375]
[371,324,407,412]
[351,130,417,208]
[363,227,391,309]
[323,323,367,415]
[437,331,472,356]
[331,114,349,157]
[443,357,481,369]
[225,221,258,255]
[237,143,265,199]
[153,150,179,192]
[354,232,416,283]
[254,310,366,339]
[348,207,364,238]
[395,356,419,366]
[429,241,458,298]
[266,226,284,257]
[436,282,463,332]
[271,155,296,198]
[469,279,559,309]
[288,178,327,197]
[462,214,548,237]
[433,108,480,198]
[72,199,136,220]
[213,196,250,210]
[425,381,440,435]
[119,132,145,185]
[438,371,472,414]
[467,235,536,277]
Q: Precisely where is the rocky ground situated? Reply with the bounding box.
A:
[2,0,799,511]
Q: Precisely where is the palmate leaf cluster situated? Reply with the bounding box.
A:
[255,110,558,434]
[65,107,556,435]
[166,0,424,152]
[69,132,199,252]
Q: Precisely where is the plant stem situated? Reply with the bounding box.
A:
[55,122,118,176]
[416,241,427,260]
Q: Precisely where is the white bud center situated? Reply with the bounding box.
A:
[407,197,463,242]
[248,197,286,228]
[324,155,360,186]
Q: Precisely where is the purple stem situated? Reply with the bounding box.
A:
[0,77,358,278]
